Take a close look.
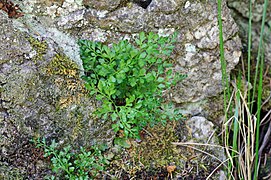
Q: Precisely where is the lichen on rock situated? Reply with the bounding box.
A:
[0,0,243,178]
[0,11,114,178]
[27,36,48,63]
[228,0,271,66]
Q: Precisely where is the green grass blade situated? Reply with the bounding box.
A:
[217,0,233,178]
[232,71,243,180]
[249,0,268,178]
[251,0,268,112]
[217,0,230,109]
[247,0,253,108]
[253,48,264,179]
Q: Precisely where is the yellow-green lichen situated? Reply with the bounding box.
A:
[43,53,90,141]
[45,54,88,109]
[69,111,84,141]
[45,54,79,77]
[27,36,48,63]
[0,59,9,64]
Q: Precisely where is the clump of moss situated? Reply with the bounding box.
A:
[109,120,184,177]
[45,54,79,77]
[0,163,24,180]
[27,36,48,63]
[132,121,181,168]
[261,69,271,111]
[205,96,224,124]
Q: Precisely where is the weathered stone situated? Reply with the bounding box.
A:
[0,11,114,178]
[0,13,31,61]
[228,0,271,22]
[0,0,241,178]
[228,0,271,65]
[78,0,241,103]
[83,0,121,11]
[9,0,241,104]
[174,116,226,179]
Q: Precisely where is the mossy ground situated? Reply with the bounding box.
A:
[106,119,222,179]
[108,120,182,179]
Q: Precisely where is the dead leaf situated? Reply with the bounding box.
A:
[167,165,176,174]
[0,0,24,18]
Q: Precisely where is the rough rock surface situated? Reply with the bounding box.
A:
[0,11,114,178]
[228,0,271,65]
[0,0,241,178]
[177,116,226,179]
[15,0,242,103]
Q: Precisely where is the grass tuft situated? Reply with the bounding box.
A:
[217,0,269,179]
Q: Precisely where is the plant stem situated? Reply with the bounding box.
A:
[253,47,264,180]
[251,0,268,112]
[247,0,252,108]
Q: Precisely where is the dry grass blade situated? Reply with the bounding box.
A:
[222,78,257,180]
[206,158,234,180]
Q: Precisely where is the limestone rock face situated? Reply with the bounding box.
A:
[13,0,242,104]
[82,0,121,11]
[0,11,114,178]
[228,0,271,65]
[228,0,271,22]
[0,0,241,178]
[177,116,226,180]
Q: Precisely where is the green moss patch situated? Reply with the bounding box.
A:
[109,120,184,178]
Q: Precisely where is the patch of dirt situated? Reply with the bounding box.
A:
[0,135,51,179]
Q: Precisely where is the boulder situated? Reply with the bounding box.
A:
[0,0,241,178]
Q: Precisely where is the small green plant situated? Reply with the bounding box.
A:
[78,32,185,139]
[33,138,109,179]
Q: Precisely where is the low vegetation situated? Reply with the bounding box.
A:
[78,32,185,141]
[33,138,110,179]
[33,31,185,179]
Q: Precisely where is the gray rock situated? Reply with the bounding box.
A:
[228,0,271,22]
[0,12,114,178]
[0,0,241,178]
[174,116,226,179]
[78,0,241,103]
[82,0,121,11]
[10,0,241,103]
[228,0,271,65]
